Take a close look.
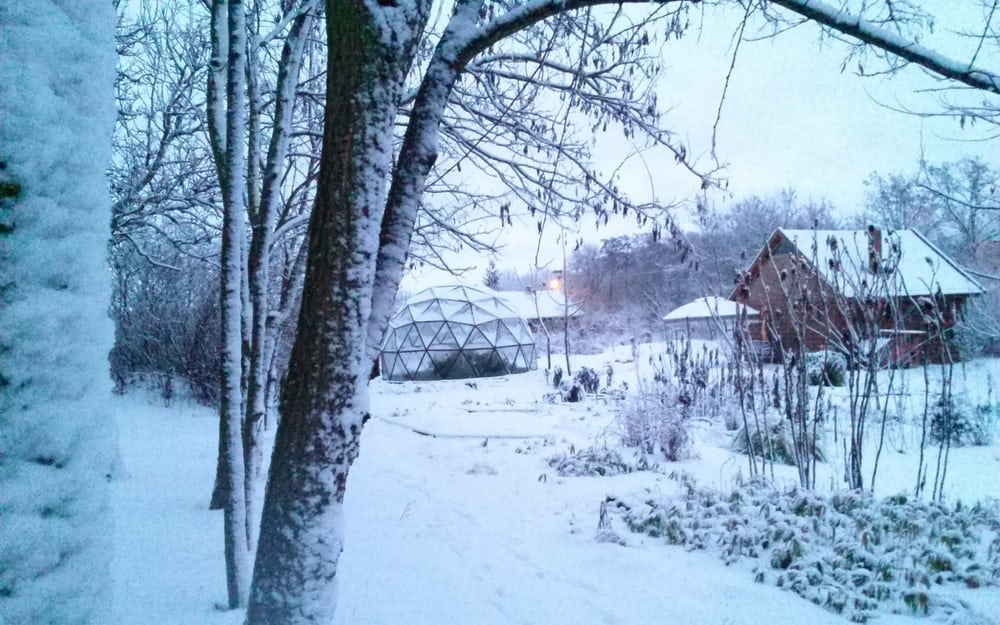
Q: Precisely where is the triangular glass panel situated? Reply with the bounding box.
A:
[464,348,491,376]
[426,299,444,318]
[521,343,536,366]
[432,324,460,350]
[496,345,519,368]
[382,353,400,380]
[427,350,459,377]
[398,325,424,351]
[495,320,519,347]
[416,321,443,348]
[514,322,534,343]
[449,322,472,347]
[394,307,414,325]
[474,349,508,377]
[479,319,500,344]
[381,328,398,352]
[479,303,500,326]
[399,351,424,378]
[512,348,530,372]
[393,326,412,350]
[439,299,467,320]
[465,327,492,348]
[411,353,436,380]
[448,352,475,379]
[412,299,443,323]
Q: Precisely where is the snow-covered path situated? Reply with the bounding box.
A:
[335,419,851,625]
[106,357,1000,625]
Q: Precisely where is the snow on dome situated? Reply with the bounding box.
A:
[380,285,537,381]
[663,297,758,321]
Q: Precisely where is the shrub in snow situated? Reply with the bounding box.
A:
[109,250,221,406]
[930,394,996,447]
[574,366,601,394]
[617,385,693,462]
[552,365,564,388]
[805,351,846,387]
[547,445,658,477]
[610,476,1000,623]
[730,419,826,465]
[564,383,583,403]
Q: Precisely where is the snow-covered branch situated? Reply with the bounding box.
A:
[770,0,1000,94]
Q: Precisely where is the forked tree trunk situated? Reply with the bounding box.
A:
[245,3,425,622]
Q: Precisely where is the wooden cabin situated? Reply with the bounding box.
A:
[730,227,985,365]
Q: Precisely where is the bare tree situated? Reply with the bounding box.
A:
[246,1,1000,623]
[111,1,223,402]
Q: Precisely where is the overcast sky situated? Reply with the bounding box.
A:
[404,1,999,290]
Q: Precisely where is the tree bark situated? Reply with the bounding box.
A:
[245,1,428,621]
[208,0,231,514]
[243,5,315,554]
[218,0,251,608]
[0,2,117,623]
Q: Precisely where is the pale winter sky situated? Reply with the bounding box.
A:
[404,1,999,290]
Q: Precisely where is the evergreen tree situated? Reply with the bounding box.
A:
[483,260,501,290]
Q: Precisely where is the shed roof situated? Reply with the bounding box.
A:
[494,289,581,321]
[663,297,758,322]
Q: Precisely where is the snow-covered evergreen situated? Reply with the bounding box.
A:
[0,2,118,623]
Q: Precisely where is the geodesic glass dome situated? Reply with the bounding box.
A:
[380,285,538,381]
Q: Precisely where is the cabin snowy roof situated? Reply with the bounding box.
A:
[663,297,758,322]
[494,289,581,321]
[759,228,985,298]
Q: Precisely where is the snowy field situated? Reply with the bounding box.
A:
[109,342,1000,625]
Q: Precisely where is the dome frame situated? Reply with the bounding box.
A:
[380,285,537,381]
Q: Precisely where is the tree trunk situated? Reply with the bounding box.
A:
[243,8,315,552]
[207,0,231,514]
[245,0,1000,621]
[217,0,251,608]
[246,2,425,621]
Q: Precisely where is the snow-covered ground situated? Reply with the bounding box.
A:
[109,342,1000,625]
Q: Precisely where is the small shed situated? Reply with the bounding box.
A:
[663,297,758,341]
[495,289,582,331]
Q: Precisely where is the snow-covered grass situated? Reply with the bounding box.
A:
[108,342,1000,625]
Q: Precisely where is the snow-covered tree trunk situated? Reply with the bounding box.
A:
[0,2,118,623]
[208,0,252,608]
[208,0,232,514]
[242,6,316,553]
[364,0,482,364]
[245,2,429,622]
